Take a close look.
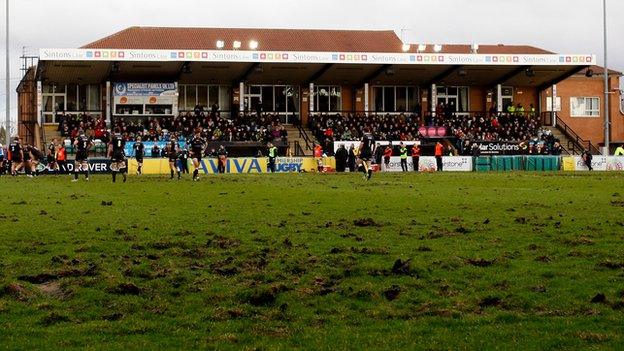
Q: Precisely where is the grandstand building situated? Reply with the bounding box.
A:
[17,27,624,154]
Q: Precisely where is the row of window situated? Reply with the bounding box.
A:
[39,84,604,118]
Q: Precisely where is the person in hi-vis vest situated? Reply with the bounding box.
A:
[267,142,278,173]
[399,142,408,172]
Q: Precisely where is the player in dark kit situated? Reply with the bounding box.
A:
[9,137,24,176]
[178,147,190,175]
[190,130,206,181]
[108,132,127,183]
[358,127,375,180]
[46,139,60,175]
[133,136,145,175]
[165,138,181,180]
[73,132,93,182]
[25,145,44,176]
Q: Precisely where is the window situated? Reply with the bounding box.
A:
[315,86,341,112]
[179,85,228,111]
[501,86,513,111]
[570,97,600,117]
[372,86,419,112]
[197,85,208,108]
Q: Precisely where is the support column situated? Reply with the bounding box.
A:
[36,81,42,126]
[431,84,437,116]
[551,84,557,127]
[239,82,245,113]
[496,84,503,113]
[309,82,314,114]
[364,83,369,115]
[173,82,179,116]
[105,81,111,126]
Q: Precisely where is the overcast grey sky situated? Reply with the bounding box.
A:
[1,0,623,129]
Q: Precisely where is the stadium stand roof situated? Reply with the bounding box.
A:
[82,26,553,55]
[37,26,605,88]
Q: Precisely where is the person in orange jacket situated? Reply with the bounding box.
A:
[383,143,393,171]
[313,144,323,158]
[435,141,444,172]
[411,142,421,172]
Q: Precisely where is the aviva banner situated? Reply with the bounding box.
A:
[128,157,337,174]
[129,158,267,174]
[193,158,267,174]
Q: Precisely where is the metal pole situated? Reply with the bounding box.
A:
[5,0,10,145]
[603,0,610,155]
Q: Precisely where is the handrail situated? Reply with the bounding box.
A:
[292,141,306,156]
[551,113,601,155]
[296,123,314,151]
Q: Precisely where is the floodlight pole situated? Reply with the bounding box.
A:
[602,0,610,155]
[5,0,10,145]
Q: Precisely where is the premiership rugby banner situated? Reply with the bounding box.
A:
[275,157,336,173]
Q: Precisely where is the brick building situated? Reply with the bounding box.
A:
[17,27,624,153]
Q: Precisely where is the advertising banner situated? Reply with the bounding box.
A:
[333,141,419,154]
[40,49,596,67]
[40,159,116,174]
[474,141,521,155]
[379,156,472,172]
[193,158,267,175]
[570,156,608,171]
[113,83,176,97]
[606,157,624,171]
[442,156,473,172]
[274,157,336,173]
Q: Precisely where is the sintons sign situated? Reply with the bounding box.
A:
[39,48,597,66]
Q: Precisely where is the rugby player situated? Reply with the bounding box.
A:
[189,129,206,181]
[178,146,190,175]
[46,139,60,175]
[165,138,181,180]
[25,145,44,176]
[0,143,5,176]
[73,131,93,182]
[133,136,145,175]
[358,127,375,180]
[8,137,24,176]
[108,131,127,183]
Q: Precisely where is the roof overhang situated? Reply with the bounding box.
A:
[37,48,596,88]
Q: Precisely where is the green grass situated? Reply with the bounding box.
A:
[0,172,623,350]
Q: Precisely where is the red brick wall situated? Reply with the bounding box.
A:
[542,75,624,147]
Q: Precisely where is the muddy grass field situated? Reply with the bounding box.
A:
[0,172,623,350]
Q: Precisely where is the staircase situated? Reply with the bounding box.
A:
[284,125,315,156]
[545,127,579,155]
[43,124,62,145]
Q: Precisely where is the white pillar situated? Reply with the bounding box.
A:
[36,81,42,126]
[552,84,557,127]
[496,84,503,113]
[239,82,245,112]
[309,82,314,113]
[173,82,179,116]
[105,81,111,126]
[431,84,437,116]
[364,83,369,115]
